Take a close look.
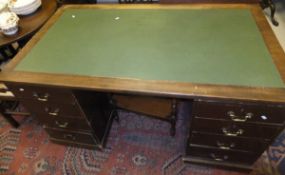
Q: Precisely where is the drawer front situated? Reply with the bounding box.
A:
[187,146,258,165]
[192,118,281,139]
[190,132,268,153]
[193,100,285,124]
[38,115,92,132]
[45,128,97,145]
[7,84,75,103]
[22,100,83,119]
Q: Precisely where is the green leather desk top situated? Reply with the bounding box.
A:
[15,8,284,88]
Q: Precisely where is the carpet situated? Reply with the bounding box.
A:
[0,102,278,175]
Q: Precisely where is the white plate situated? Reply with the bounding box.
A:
[10,0,41,15]
[8,0,37,9]
[9,0,40,10]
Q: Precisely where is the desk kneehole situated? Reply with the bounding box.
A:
[112,94,178,136]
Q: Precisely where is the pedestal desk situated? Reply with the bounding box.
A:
[1,4,285,171]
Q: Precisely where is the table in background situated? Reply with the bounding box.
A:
[0,0,57,63]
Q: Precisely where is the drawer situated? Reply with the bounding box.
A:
[193,100,285,124]
[192,118,281,139]
[22,100,83,119]
[45,128,97,145]
[37,115,92,132]
[7,83,75,103]
[187,146,258,165]
[189,132,268,153]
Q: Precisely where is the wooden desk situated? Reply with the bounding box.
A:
[0,4,285,171]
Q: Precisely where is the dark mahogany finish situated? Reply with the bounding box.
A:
[193,100,285,125]
[6,83,115,149]
[190,132,269,153]
[187,146,259,165]
[185,99,285,171]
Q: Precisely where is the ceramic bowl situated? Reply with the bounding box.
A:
[0,11,19,35]
[1,24,18,35]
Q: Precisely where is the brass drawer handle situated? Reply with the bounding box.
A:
[222,127,243,136]
[210,153,228,161]
[227,111,253,122]
[45,107,60,116]
[55,121,68,128]
[216,141,235,150]
[63,134,76,140]
[33,92,49,102]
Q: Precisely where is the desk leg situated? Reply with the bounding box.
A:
[260,0,279,26]
[109,94,119,123]
[170,99,177,137]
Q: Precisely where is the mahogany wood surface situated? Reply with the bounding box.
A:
[1,4,285,103]
[190,132,268,153]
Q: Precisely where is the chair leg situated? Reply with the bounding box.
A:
[260,0,279,26]
[268,0,278,26]
[0,101,20,128]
